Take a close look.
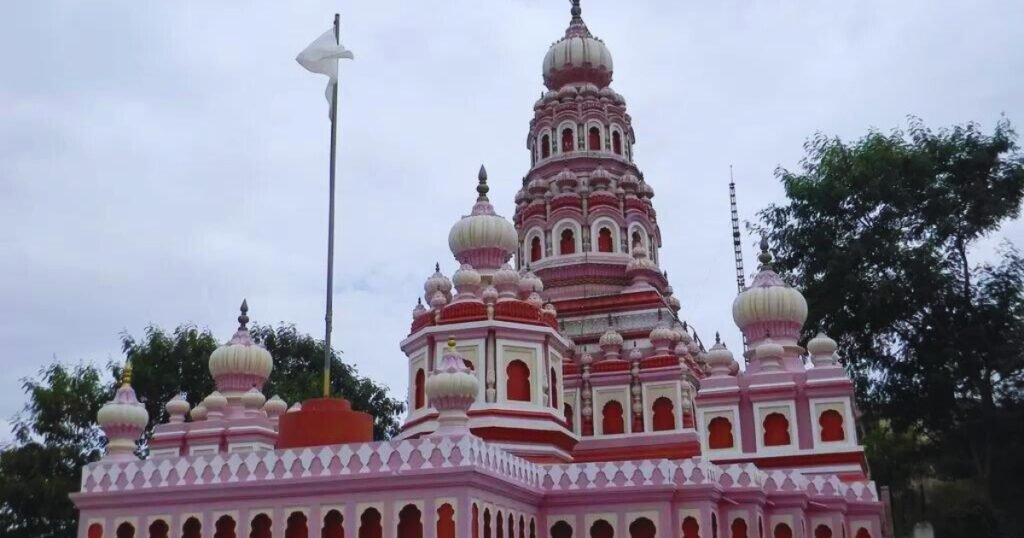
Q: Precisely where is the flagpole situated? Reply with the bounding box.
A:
[323,12,340,398]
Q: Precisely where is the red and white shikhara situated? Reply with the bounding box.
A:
[73,3,885,538]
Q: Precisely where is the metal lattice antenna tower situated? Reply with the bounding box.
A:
[730,165,746,293]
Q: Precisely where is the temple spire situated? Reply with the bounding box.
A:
[237,299,250,330]
[476,164,490,202]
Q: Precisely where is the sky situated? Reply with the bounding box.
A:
[2,0,1022,441]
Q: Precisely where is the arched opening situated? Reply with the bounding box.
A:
[508,514,514,538]
[483,509,492,538]
[651,397,675,431]
[708,417,735,449]
[597,227,614,253]
[854,529,871,538]
[731,519,748,538]
[814,525,832,538]
[712,514,718,538]
[561,128,575,153]
[117,523,135,538]
[530,237,542,262]
[397,504,423,538]
[819,410,845,442]
[322,510,344,538]
[759,519,764,538]
[148,520,169,538]
[588,127,601,150]
[541,135,550,159]
[601,400,625,435]
[286,512,308,538]
[681,517,699,538]
[506,360,531,402]
[89,523,104,538]
[518,516,526,538]
[763,413,791,446]
[496,511,504,538]
[560,229,576,255]
[182,518,201,538]
[414,369,425,409]
[530,519,536,538]
[564,403,574,431]
[590,520,614,538]
[628,517,656,538]
[215,516,237,538]
[436,504,455,538]
[358,508,382,538]
[612,131,622,155]
[631,231,642,249]
[250,514,272,538]
[550,367,559,408]
[472,504,480,538]
[773,524,793,538]
[551,521,573,538]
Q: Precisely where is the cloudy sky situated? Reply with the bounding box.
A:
[2,0,1022,440]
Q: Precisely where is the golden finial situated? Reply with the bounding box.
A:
[447,335,457,349]
[122,360,134,386]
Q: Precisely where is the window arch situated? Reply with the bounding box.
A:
[629,517,656,538]
[731,518,748,538]
[561,128,575,153]
[590,520,614,538]
[652,396,675,431]
[612,131,622,155]
[763,413,791,446]
[472,504,480,538]
[773,524,793,538]
[708,417,735,449]
[530,519,536,538]
[182,519,201,538]
[148,520,169,538]
[550,367,559,408]
[597,227,614,252]
[89,523,104,538]
[506,360,531,402]
[541,134,551,159]
[814,525,832,538]
[854,529,871,538]
[682,517,699,538]
[322,511,344,538]
[551,521,573,538]
[588,126,601,150]
[414,369,425,409]
[359,508,382,538]
[601,400,625,435]
[508,514,515,538]
[496,511,504,538]
[560,229,576,255]
[712,514,718,538]
[284,513,307,538]
[435,504,455,538]
[397,504,422,538]
[250,514,272,538]
[483,509,492,538]
[117,523,135,538]
[215,516,237,538]
[819,410,845,442]
[530,236,542,262]
[519,516,526,538]
[564,403,574,431]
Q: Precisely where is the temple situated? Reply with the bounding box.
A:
[72,3,885,538]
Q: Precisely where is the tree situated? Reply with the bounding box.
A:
[756,117,1024,536]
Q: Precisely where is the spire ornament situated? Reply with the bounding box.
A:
[238,299,250,330]
[476,164,490,202]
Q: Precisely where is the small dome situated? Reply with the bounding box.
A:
[732,240,807,341]
[807,332,838,367]
[589,167,613,189]
[626,244,656,271]
[619,173,640,192]
[452,263,482,299]
[263,395,287,418]
[202,391,228,415]
[424,263,453,301]
[165,393,190,423]
[412,298,427,319]
[481,285,499,304]
[449,166,518,270]
[554,168,579,192]
[429,290,449,310]
[425,337,479,402]
[542,2,613,89]
[706,335,737,376]
[599,326,624,349]
[526,292,544,308]
[208,301,274,396]
[628,344,643,362]
[241,387,267,411]
[755,340,785,361]
[190,404,208,421]
[649,323,675,343]
[519,270,544,295]
[98,371,149,432]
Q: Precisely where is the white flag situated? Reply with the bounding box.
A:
[296,27,354,113]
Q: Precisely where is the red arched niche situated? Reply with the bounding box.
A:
[89,523,104,538]
[601,400,625,435]
[597,227,614,253]
[215,516,236,538]
[682,517,699,538]
[763,413,791,446]
[551,521,573,538]
[436,504,455,538]
[590,520,613,538]
[612,132,622,154]
[116,523,135,538]
[508,513,514,538]
[541,135,550,159]
[506,360,531,402]
[560,229,576,255]
[773,524,793,538]
[854,528,871,538]
[561,128,575,153]
[530,237,542,262]
[819,410,845,442]
[285,512,308,538]
[182,519,201,538]
[652,396,675,431]
[397,504,422,538]
[588,127,601,150]
[250,514,272,538]
[471,504,480,538]
[322,510,344,538]
[564,403,574,431]
[550,367,559,408]
[814,525,833,538]
[483,509,492,538]
[496,512,504,538]
[359,508,382,538]
[149,520,169,538]
[414,369,425,409]
[629,517,655,538]
[731,518,748,538]
[708,417,735,449]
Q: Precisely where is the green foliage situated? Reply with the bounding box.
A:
[756,117,1024,536]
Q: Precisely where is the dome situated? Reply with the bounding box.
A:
[424,263,453,301]
[165,393,190,423]
[807,332,838,367]
[542,1,613,89]
[190,404,208,421]
[424,337,480,436]
[263,395,287,419]
[97,364,149,460]
[519,269,544,295]
[448,166,518,270]
[451,264,482,300]
[599,326,624,349]
[241,387,267,412]
[732,240,807,342]
[706,335,737,377]
[208,301,274,397]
